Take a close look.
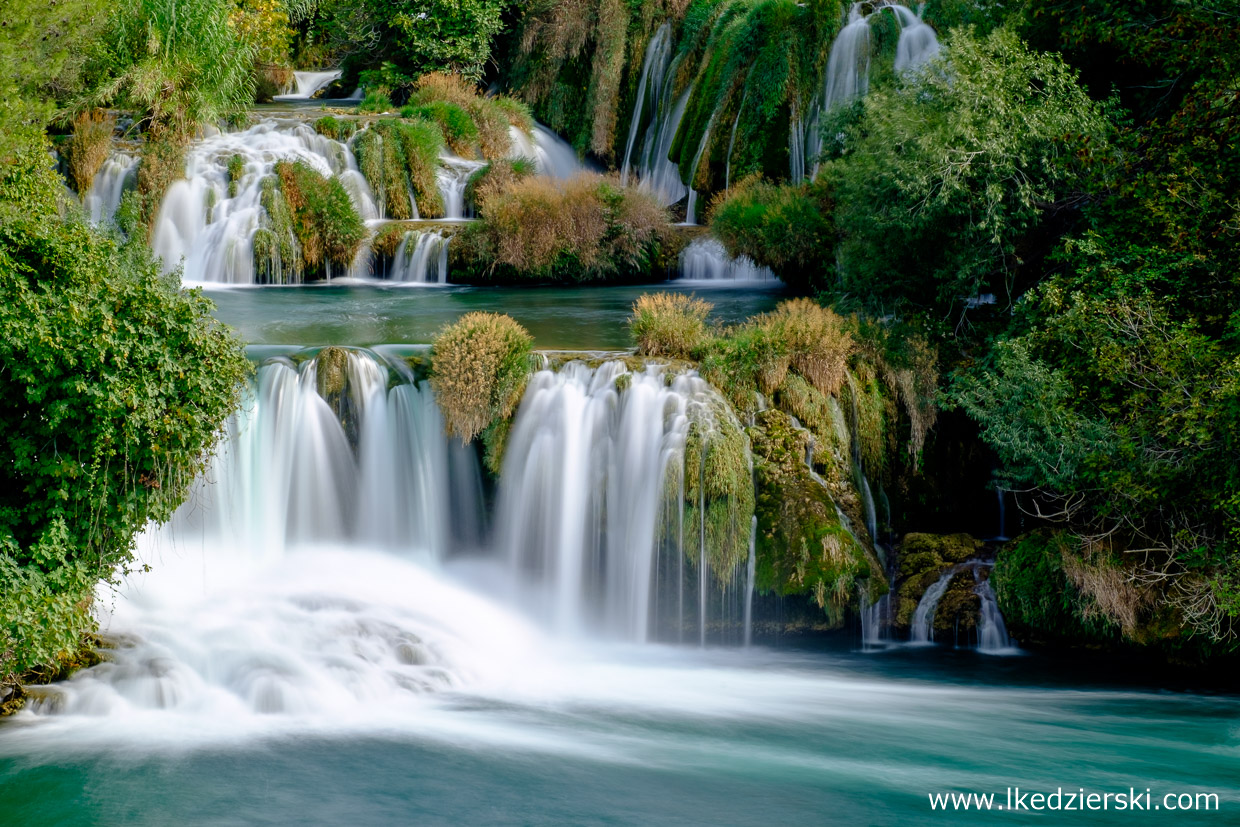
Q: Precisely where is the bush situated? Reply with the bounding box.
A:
[0,216,247,679]
[62,110,114,195]
[357,89,394,114]
[401,101,479,157]
[456,174,668,282]
[630,292,713,360]
[430,312,533,443]
[464,157,537,212]
[313,116,358,142]
[759,299,853,396]
[708,177,834,292]
[408,73,529,159]
[701,324,790,412]
[263,160,366,278]
[354,118,444,219]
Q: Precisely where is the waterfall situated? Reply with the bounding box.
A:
[629,61,693,207]
[677,237,777,281]
[683,117,715,225]
[385,229,450,283]
[438,155,486,219]
[506,124,584,179]
[725,89,747,192]
[744,515,756,647]
[84,152,139,225]
[976,579,1017,654]
[859,589,888,647]
[995,487,1009,541]
[276,70,343,101]
[888,5,941,72]
[621,23,674,186]
[495,361,727,641]
[172,348,464,556]
[909,568,956,644]
[150,119,378,284]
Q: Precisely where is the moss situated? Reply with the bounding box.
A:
[313,116,358,142]
[401,101,479,157]
[134,138,186,228]
[892,532,984,630]
[1,634,104,718]
[749,409,883,625]
[254,176,301,284]
[227,154,245,198]
[370,223,408,259]
[682,395,756,584]
[481,415,512,477]
[430,313,533,443]
[273,160,366,277]
[355,119,445,220]
[700,323,790,414]
[316,346,350,399]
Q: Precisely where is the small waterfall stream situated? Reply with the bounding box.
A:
[909,568,956,645]
[276,70,343,101]
[677,237,777,281]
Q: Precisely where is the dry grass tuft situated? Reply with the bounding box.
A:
[430,312,534,443]
[630,292,713,359]
[760,298,853,396]
[64,110,115,195]
[1062,547,1153,636]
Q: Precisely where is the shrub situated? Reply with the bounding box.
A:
[629,293,713,359]
[465,157,537,212]
[457,174,667,282]
[62,110,115,195]
[408,73,519,159]
[354,118,445,219]
[313,116,358,142]
[357,89,394,114]
[759,299,853,396]
[701,324,790,412]
[430,312,533,443]
[0,215,247,678]
[708,177,834,292]
[401,101,479,157]
[271,160,366,276]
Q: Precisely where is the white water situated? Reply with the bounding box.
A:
[622,29,692,207]
[383,229,450,283]
[276,70,343,101]
[438,154,486,219]
[677,237,776,281]
[976,578,1019,655]
[909,568,955,644]
[496,362,727,641]
[84,152,139,225]
[151,119,378,284]
[888,5,941,72]
[506,124,584,179]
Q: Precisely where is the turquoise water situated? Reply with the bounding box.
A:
[206,281,789,348]
[3,645,1238,825]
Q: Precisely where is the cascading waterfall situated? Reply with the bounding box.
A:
[85,152,139,224]
[495,361,729,641]
[276,70,344,101]
[677,237,777,281]
[888,5,941,72]
[382,229,450,283]
[909,568,956,644]
[683,117,715,225]
[725,88,747,191]
[622,35,693,207]
[795,3,938,182]
[975,579,1017,654]
[507,125,584,179]
[151,119,378,284]
[621,23,674,187]
[744,515,757,647]
[438,155,486,219]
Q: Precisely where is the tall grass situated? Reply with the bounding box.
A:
[430,312,533,443]
[62,110,114,195]
[630,292,713,359]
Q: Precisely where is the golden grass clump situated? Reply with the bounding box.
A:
[64,110,115,195]
[430,312,534,443]
[629,292,713,359]
[761,298,853,396]
[1062,546,1153,637]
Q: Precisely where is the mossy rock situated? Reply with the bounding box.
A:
[892,533,984,631]
[749,409,883,627]
[931,569,984,643]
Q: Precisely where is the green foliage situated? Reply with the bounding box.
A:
[683,396,756,583]
[83,0,257,139]
[272,160,366,276]
[429,312,533,443]
[407,73,529,160]
[629,292,713,360]
[708,177,833,291]
[824,27,1109,318]
[354,118,445,219]
[227,154,246,198]
[331,0,507,82]
[992,531,1115,643]
[357,89,395,114]
[464,157,537,212]
[401,101,479,156]
[313,116,358,142]
[750,409,881,621]
[0,216,247,678]
[62,111,115,195]
[453,174,669,283]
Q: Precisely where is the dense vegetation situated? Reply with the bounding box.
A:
[1,0,247,697]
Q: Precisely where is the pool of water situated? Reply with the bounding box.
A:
[205,281,789,348]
